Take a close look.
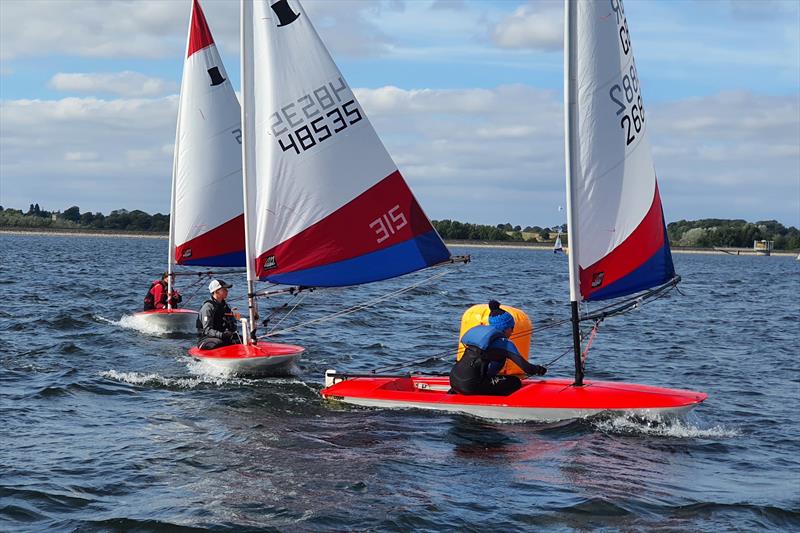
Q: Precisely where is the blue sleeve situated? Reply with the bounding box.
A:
[490,338,539,374]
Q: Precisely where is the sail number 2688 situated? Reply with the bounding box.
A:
[609,63,645,146]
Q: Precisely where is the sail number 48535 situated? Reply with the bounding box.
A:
[370,205,407,244]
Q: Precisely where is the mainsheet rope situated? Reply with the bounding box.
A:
[257,269,452,340]
[366,280,681,374]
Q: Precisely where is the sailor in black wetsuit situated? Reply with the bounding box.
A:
[450,300,547,396]
[196,279,240,350]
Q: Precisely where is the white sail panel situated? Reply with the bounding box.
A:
[243,0,448,286]
[172,0,244,266]
[571,0,673,301]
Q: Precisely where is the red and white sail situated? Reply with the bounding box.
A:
[170,0,245,267]
[564,0,674,302]
[240,0,449,288]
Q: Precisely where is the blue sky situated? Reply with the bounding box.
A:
[1,0,799,227]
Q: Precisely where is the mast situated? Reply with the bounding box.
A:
[563,0,583,386]
[240,0,258,344]
[167,0,196,310]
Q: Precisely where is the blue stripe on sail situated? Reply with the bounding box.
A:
[181,250,245,267]
[588,238,675,301]
[264,231,451,287]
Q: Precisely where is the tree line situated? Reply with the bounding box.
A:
[0,204,169,232]
[1,205,798,249]
[667,219,800,250]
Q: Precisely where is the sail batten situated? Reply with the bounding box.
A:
[172,0,245,267]
[568,0,675,302]
[243,0,449,289]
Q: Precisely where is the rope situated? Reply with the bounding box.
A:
[258,269,451,339]
[581,320,601,365]
[267,291,308,334]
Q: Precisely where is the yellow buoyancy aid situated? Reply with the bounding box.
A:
[456,304,532,376]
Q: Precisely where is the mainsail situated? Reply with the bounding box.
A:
[241,0,450,288]
[565,0,675,303]
[170,0,245,267]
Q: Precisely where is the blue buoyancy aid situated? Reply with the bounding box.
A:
[460,325,522,358]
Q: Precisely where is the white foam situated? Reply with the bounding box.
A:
[97,313,172,336]
[99,369,251,388]
[593,414,740,439]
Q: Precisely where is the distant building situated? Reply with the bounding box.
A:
[754,240,774,256]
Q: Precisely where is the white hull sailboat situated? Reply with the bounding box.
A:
[134,0,245,334]
[322,0,707,421]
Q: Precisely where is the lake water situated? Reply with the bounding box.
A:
[1,233,798,531]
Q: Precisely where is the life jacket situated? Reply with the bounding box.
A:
[196,298,236,337]
[143,280,163,311]
[450,326,512,393]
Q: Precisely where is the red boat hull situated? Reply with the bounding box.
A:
[321,372,707,422]
[187,342,304,376]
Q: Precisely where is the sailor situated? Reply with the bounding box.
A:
[449,300,547,396]
[143,273,182,311]
[196,279,240,350]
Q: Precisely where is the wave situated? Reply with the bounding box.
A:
[99,368,314,393]
[99,369,254,389]
[592,414,740,438]
[95,313,189,337]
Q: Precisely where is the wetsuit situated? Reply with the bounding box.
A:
[143,280,182,311]
[450,325,546,396]
[196,298,239,350]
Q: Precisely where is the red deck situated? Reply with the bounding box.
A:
[321,375,707,411]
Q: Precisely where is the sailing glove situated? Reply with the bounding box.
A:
[530,365,547,376]
[221,331,235,343]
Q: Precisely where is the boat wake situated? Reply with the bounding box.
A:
[592,414,739,439]
[99,369,255,389]
[96,313,184,337]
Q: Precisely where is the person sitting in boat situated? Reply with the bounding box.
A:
[449,300,547,396]
[143,273,182,311]
[196,279,240,350]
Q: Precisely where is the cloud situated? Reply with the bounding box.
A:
[1,96,178,214]
[490,2,562,51]
[0,0,186,60]
[49,71,177,98]
[1,87,797,226]
[0,0,399,61]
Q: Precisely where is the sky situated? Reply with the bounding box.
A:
[1,0,798,228]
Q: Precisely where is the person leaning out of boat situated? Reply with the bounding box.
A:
[196,279,241,350]
[143,272,182,311]
[450,300,547,396]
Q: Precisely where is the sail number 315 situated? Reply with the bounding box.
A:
[370,205,407,244]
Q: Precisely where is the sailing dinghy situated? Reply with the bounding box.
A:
[321,0,707,422]
[188,0,460,374]
[134,0,245,334]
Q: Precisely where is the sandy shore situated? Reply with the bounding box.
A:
[2,228,797,256]
[0,228,167,239]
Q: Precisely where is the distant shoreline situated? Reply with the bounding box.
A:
[2,227,797,256]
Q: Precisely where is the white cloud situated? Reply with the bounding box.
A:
[490,2,562,51]
[1,96,178,214]
[0,0,399,61]
[49,71,177,98]
[0,87,797,226]
[64,151,99,162]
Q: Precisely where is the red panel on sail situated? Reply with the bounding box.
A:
[175,214,244,265]
[187,0,215,57]
[255,171,435,278]
[579,184,666,299]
